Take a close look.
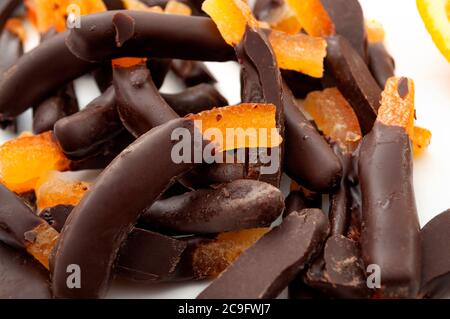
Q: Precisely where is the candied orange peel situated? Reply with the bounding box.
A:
[264,3,302,34]
[417,0,450,62]
[36,171,90,210]
[165,0,192,16]
[187,103,283,152]
[285,0,335,37]
[269,30,327,78]
[192,228,269,278]
[413,126,432,157]
[112,57,147,68]
[0,132,71,194]
[202,0,258,46]
[304,88,362,152]
[30,0,107,33]
[377,77,415,140]
[25,221,60,269]
[5,18,27,42]
[366,19,385,43]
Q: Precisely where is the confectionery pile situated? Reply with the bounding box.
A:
[0,0,448,299]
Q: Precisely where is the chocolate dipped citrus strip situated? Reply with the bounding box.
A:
[0,242,51,299]
[368,42,396,89]
[171,59,217,87]
[112,58,178,137]
[54,86,123,159]
[358,77,420,298]
[52,118,203,298]
[325,35,381,135]
[197,209,329,299]
[420,209,450,298]
[0,18,23,74]
[66,11,233,63]
[0,0,21,33]
[162,83,228,116]
[139,179,284,234]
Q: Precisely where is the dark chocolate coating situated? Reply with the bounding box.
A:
[304,235,369,299]
[54,86,123,159]
[253,0,283,21]
[197,209,329,299]
[283,82,342,192]
[0,242,51,299]
[320,0,367,61]
[52,118,203,298]
[171,60,216,87]
[235,27,284,187]
[0,0,21,34]
[359,122,420,298]
[282,70,323,99]
[113,63,178,137]
[288,274,328,299]
[93,63,113,92]
[0,27,22,74]
[66,11,234,63]
[368,42,395,89]
[103,0,125,10]
[0,183,42,249]
[0,32,96,118]
[284,189,322,218]
[39,205,74,233]
[117,228,188,282]
[162,83,228,116]
[325,36,381,135]
[420,209,450,299]
[33,83,79,134]
[147,58,172,89]
[139,179,284,234]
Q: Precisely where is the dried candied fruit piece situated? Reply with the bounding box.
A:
[0,132,71,194]
[413,126,432,157]
[5,18,26,42]
[264,3,302,34]
[377,77,415,139]
[25,221,59,269]
[202,0,258,46]
[165,0,192,16]
[35,171,90,210]
[417,0,450,62]
[304,88,362,152]
[25,0,38,28]
[269,30,327,78]
[192,228,269,278]
[366,19,385,43]
[33,0,107,33]
[285,0,335,37]
[123,0,164,12]
[186,103,283,151]
[111,57,147,68]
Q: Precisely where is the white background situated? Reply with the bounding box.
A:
[1,0,449,298]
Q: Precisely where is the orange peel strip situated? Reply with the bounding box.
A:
[187,103,283,152]
[34,0,107,33]
[413,126,432,157]
[285,0,335,37]
[123,0,164,12]
[0,132,71,194]
[36,171,90,210]
[192,228,269,278]
[5,18,27,42]
[165,0,192,16]
[269,30,327,78]
[112,57,147,68]
[264,3,302,34]
[366,19,385,43]
[304,88,362,152]
[25,222,60,269]
[377,77,415,140]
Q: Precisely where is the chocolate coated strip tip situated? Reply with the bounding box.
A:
[113,12,135,48]
[397,77,409,99]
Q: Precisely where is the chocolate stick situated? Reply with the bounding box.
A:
[171,59,217,87]
[368,42,395,89]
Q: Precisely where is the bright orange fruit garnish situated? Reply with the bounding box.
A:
[192,228,269,278]
[112,57,147,68]
[378,77,415,140]
[32,0,107,33]
[202,0,258,46]
[36,171,90,210]
[285,0,335,37]
[25,0,38,28]
[5,18,26,42]
[187,103,283,152]
[0,132,71,194]
[165,0,192,16]
[25,222,60,269]
[264,3,302,34]
[417,0,450,62]
[269,30,327,78]
[366,19,385,43]
[123,0,164,12]
[304,88,362,152]
[413,126,432,157]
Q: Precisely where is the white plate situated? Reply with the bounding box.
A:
[2,0,449,299]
